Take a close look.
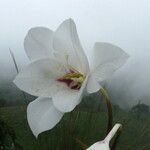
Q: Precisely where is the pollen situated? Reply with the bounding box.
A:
[57,69,85,90]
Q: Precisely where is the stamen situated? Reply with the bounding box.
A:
[57,69,85,90]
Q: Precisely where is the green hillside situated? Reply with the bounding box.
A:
[0,101,150,150]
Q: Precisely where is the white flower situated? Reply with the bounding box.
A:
[87,123,122,150]
[14,19,129,137]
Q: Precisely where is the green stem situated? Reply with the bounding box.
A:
[76,87,113,149]
[9,48,28,105]
[100,88,113,134]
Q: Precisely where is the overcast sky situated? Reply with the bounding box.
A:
[0,0,150,107]
[1,0,150,62]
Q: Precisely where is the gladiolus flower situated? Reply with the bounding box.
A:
[14,19,129,137]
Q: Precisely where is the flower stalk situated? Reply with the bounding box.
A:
[100,88,113,134]
[77,87,114,150]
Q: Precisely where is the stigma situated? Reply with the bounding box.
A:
[57,69,85,90]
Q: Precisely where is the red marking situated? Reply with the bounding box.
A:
[71,84,80,90]
[57,78,81,90]
[69,69,75,73]
[57,69,81,90]
[57,78,73,87]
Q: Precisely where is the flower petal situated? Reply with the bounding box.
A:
[53,18,89,74]
[52,77,88,112]
[86,75,102,93]
[87,141,110,150]
[91,42,129,80]
[24,27,53,61]
[14,58,67,97]
[27,97,63,137]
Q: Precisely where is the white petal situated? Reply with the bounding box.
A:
[53,18,89,74]
[86,76,102,93]
[52,77,88,112]
[91,42,129,82]
[14,58,67,97]
[27,97,63,137]
[24,27,53,61]
[87,141,110,150]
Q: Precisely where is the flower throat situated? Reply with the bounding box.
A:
[57,69,85,90]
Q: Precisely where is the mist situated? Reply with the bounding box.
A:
[0,0,150,107]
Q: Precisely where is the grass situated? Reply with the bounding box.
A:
[0,99,150,150]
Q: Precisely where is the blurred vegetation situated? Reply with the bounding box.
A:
[0,117,23,150]
[0,84,35,107]
[0,93,150,150]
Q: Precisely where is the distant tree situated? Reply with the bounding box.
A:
[131,102,150,120]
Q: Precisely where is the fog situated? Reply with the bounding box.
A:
[0,0,150,107]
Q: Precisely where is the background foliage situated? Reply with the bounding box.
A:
[0,92,150,150]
